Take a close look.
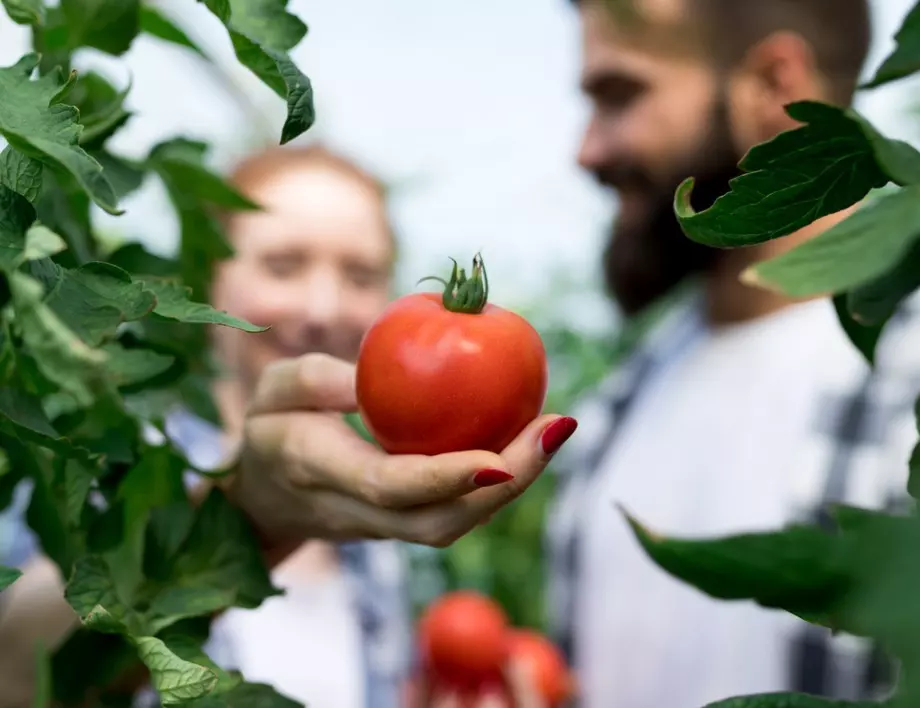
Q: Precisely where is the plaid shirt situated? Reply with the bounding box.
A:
[546,288,920,703]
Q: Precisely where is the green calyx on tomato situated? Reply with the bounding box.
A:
[418,253,489,314]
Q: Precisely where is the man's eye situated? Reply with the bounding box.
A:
[262,255,303,277]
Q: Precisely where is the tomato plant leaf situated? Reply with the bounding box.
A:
[625,511,851,625]
[674,101,920,248]
[0,55,122,215]
[704,693,878,707]
[199,0,314,144]
[0,146,44,202]
[60,0,140,56]
[139,5,208,57]
[90,150,145,200]
[744,185,920,298]
[33,262,157,346]
[1,0,44,25]
[862,1,920,90]
[69,72,133,148]
[0,564,23,591]
[146,586,238,634]
[186,681,303,707]
[144,278,267,332]
[0,185,37,270]
[102,343,175,388]
[10,271,108,406]
[832,294,884,367]
[134,636,217,703]
[23,224,67,262]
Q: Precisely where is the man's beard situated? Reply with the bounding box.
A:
[598,100,742,317]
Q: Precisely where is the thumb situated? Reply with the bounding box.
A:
[248,353,358,415]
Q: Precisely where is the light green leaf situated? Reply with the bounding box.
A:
[146,586,237,634]
[144,278,267,332]
[745,186,920,298]
[0,565,23,591]
[22,223,66,262]
[0,184,37,270]
[625,511,851,629]
[199,0,314,143]
[65,555,134,625]
[1,0,44,25]
[674,101,920,248]
[9,271,108,406]
[862,1,920,90]
[0,54,121,215]
[159,630,241,695]
[139,5,207,57]
[187,681,303,707]
[134,636,217,703]
[60,0,140,56]
[0,146,43,201]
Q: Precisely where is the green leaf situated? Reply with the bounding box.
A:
[23,223,67,262]
[199,0,314,143]
[744,186,920,297]
[144,277,267,332]
[60,0,140,56]
[0,184,37,270]
[674,102,920,248]
[705,693,878,708]
[134,636,217,703]
[9,271,108,406]
[139,5,207,57]
[1,0,44,25]
[187,681,303,708]
[910,442,920,500]
[0,564,23,591]
[146,586,237,634]
[159,627,241,695]
[845,237,920,327]
[69,72,133,148]
[862,1,920,90]
[0,55,122,215]
[38,261,157,346]
[91,150,145,200]
[625,511,850,624]
[0,146,44,201]
[102,343,175,388]
[832,294,884,367]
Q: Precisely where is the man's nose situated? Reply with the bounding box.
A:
[577,115,621,174]
[299,266,344,327]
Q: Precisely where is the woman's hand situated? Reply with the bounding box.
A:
[224,353,576,552]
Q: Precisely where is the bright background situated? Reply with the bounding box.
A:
[2,0,918,320]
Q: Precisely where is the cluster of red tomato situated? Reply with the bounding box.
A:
[417,591,574,707]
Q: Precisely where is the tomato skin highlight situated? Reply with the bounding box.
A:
[356,291,548,456]
[418,591,510,689]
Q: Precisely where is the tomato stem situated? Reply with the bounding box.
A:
[417,253,490,314]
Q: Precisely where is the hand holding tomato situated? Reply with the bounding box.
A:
[224,255,578,549]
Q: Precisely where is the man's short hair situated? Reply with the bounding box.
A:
[571,0,871,105]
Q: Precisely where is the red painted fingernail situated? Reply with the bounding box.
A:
[473,468,514,488]
[541,416,578,456]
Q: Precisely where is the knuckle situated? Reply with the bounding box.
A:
[295,353,331,393]
[412,517,462,548]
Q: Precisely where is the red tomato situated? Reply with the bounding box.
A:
[506,629,574,706]
[418,591,510,689]
[356,254,548,456]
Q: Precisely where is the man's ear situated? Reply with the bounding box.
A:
[726,30,824,149]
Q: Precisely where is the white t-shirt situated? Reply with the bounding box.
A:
[573,300,870,708]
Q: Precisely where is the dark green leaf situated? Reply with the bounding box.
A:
[745,186,920,297]
[34,170,96,264]
[199,0,314,143]
[91,150,146,199]
[70,71,133,148]
[0,55,121,215]
[107,242,178,277]
[144,277,266,332]
[146,586,237,634]
[60,0,140,56]
[0,146,44,201]
[0,184,37,270]
[832,294,884,367]
[705,693,878,708]
[625,511,850,624]
[674,102,920,247]
[1,0,44,25]
[909,442,920,500]
[102,342,175,388]
[0,385,58,439]
[0,564,23,591]
[139,5,207,57]
[846,237,920,327]
[66,555,138,630]
[862,1,920,89]
[51,629,139,705]
[26,451,83,574]
[187,681,303,708]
